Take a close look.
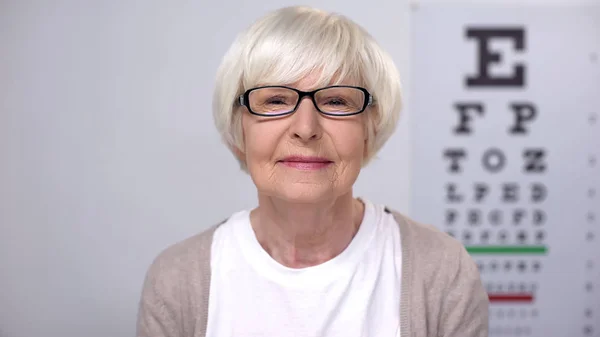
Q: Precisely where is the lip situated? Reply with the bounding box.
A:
[278,156,333,170]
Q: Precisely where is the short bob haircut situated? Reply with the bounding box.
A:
[212,6,402,171]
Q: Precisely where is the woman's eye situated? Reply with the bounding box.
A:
[266,97,288,105]
[326,98,346,105]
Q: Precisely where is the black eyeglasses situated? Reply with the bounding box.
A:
[237,85,374,117]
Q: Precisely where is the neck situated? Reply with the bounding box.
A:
[249,192,365,269]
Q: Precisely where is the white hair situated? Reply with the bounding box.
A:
[212,6,402,171]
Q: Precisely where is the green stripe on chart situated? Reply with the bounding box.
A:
[465,245,548,255]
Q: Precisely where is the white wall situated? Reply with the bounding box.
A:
[0,0,594,336]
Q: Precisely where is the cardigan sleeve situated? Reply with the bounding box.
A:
[135,226,217,337]
[136,255,184,337]
[438,244,490,337]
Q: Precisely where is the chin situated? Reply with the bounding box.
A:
[272,183,337,204]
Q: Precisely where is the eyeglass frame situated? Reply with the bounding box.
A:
[237,85,374,117]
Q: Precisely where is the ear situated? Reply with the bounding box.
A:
[231,112,247,164]
[232,145,246,163]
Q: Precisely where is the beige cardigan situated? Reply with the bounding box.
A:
[136,208,489,337]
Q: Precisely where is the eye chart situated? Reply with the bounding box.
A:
[409,3,600,337]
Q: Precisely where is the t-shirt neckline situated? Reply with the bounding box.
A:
[232,198,380,288]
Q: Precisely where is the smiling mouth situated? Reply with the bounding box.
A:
[278,156,333,170]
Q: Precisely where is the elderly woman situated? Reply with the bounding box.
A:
[136,5,488,337]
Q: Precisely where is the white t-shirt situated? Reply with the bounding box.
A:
[206,199,402,337]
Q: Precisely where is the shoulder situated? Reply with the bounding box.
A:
[139,217,229,304]
[386,207,464,258]
[385,207,481,286]
[144,220,225,281]
[136,219,229,336]
[138,219,226,318]
[387,208,489,336]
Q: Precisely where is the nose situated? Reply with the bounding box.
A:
[289,97,323,142]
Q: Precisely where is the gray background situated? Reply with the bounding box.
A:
[0,0,597,336]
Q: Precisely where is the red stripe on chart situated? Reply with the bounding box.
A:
[488,293,534,303]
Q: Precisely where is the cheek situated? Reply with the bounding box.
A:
[329,121,367,165]
[241,115,281,168]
